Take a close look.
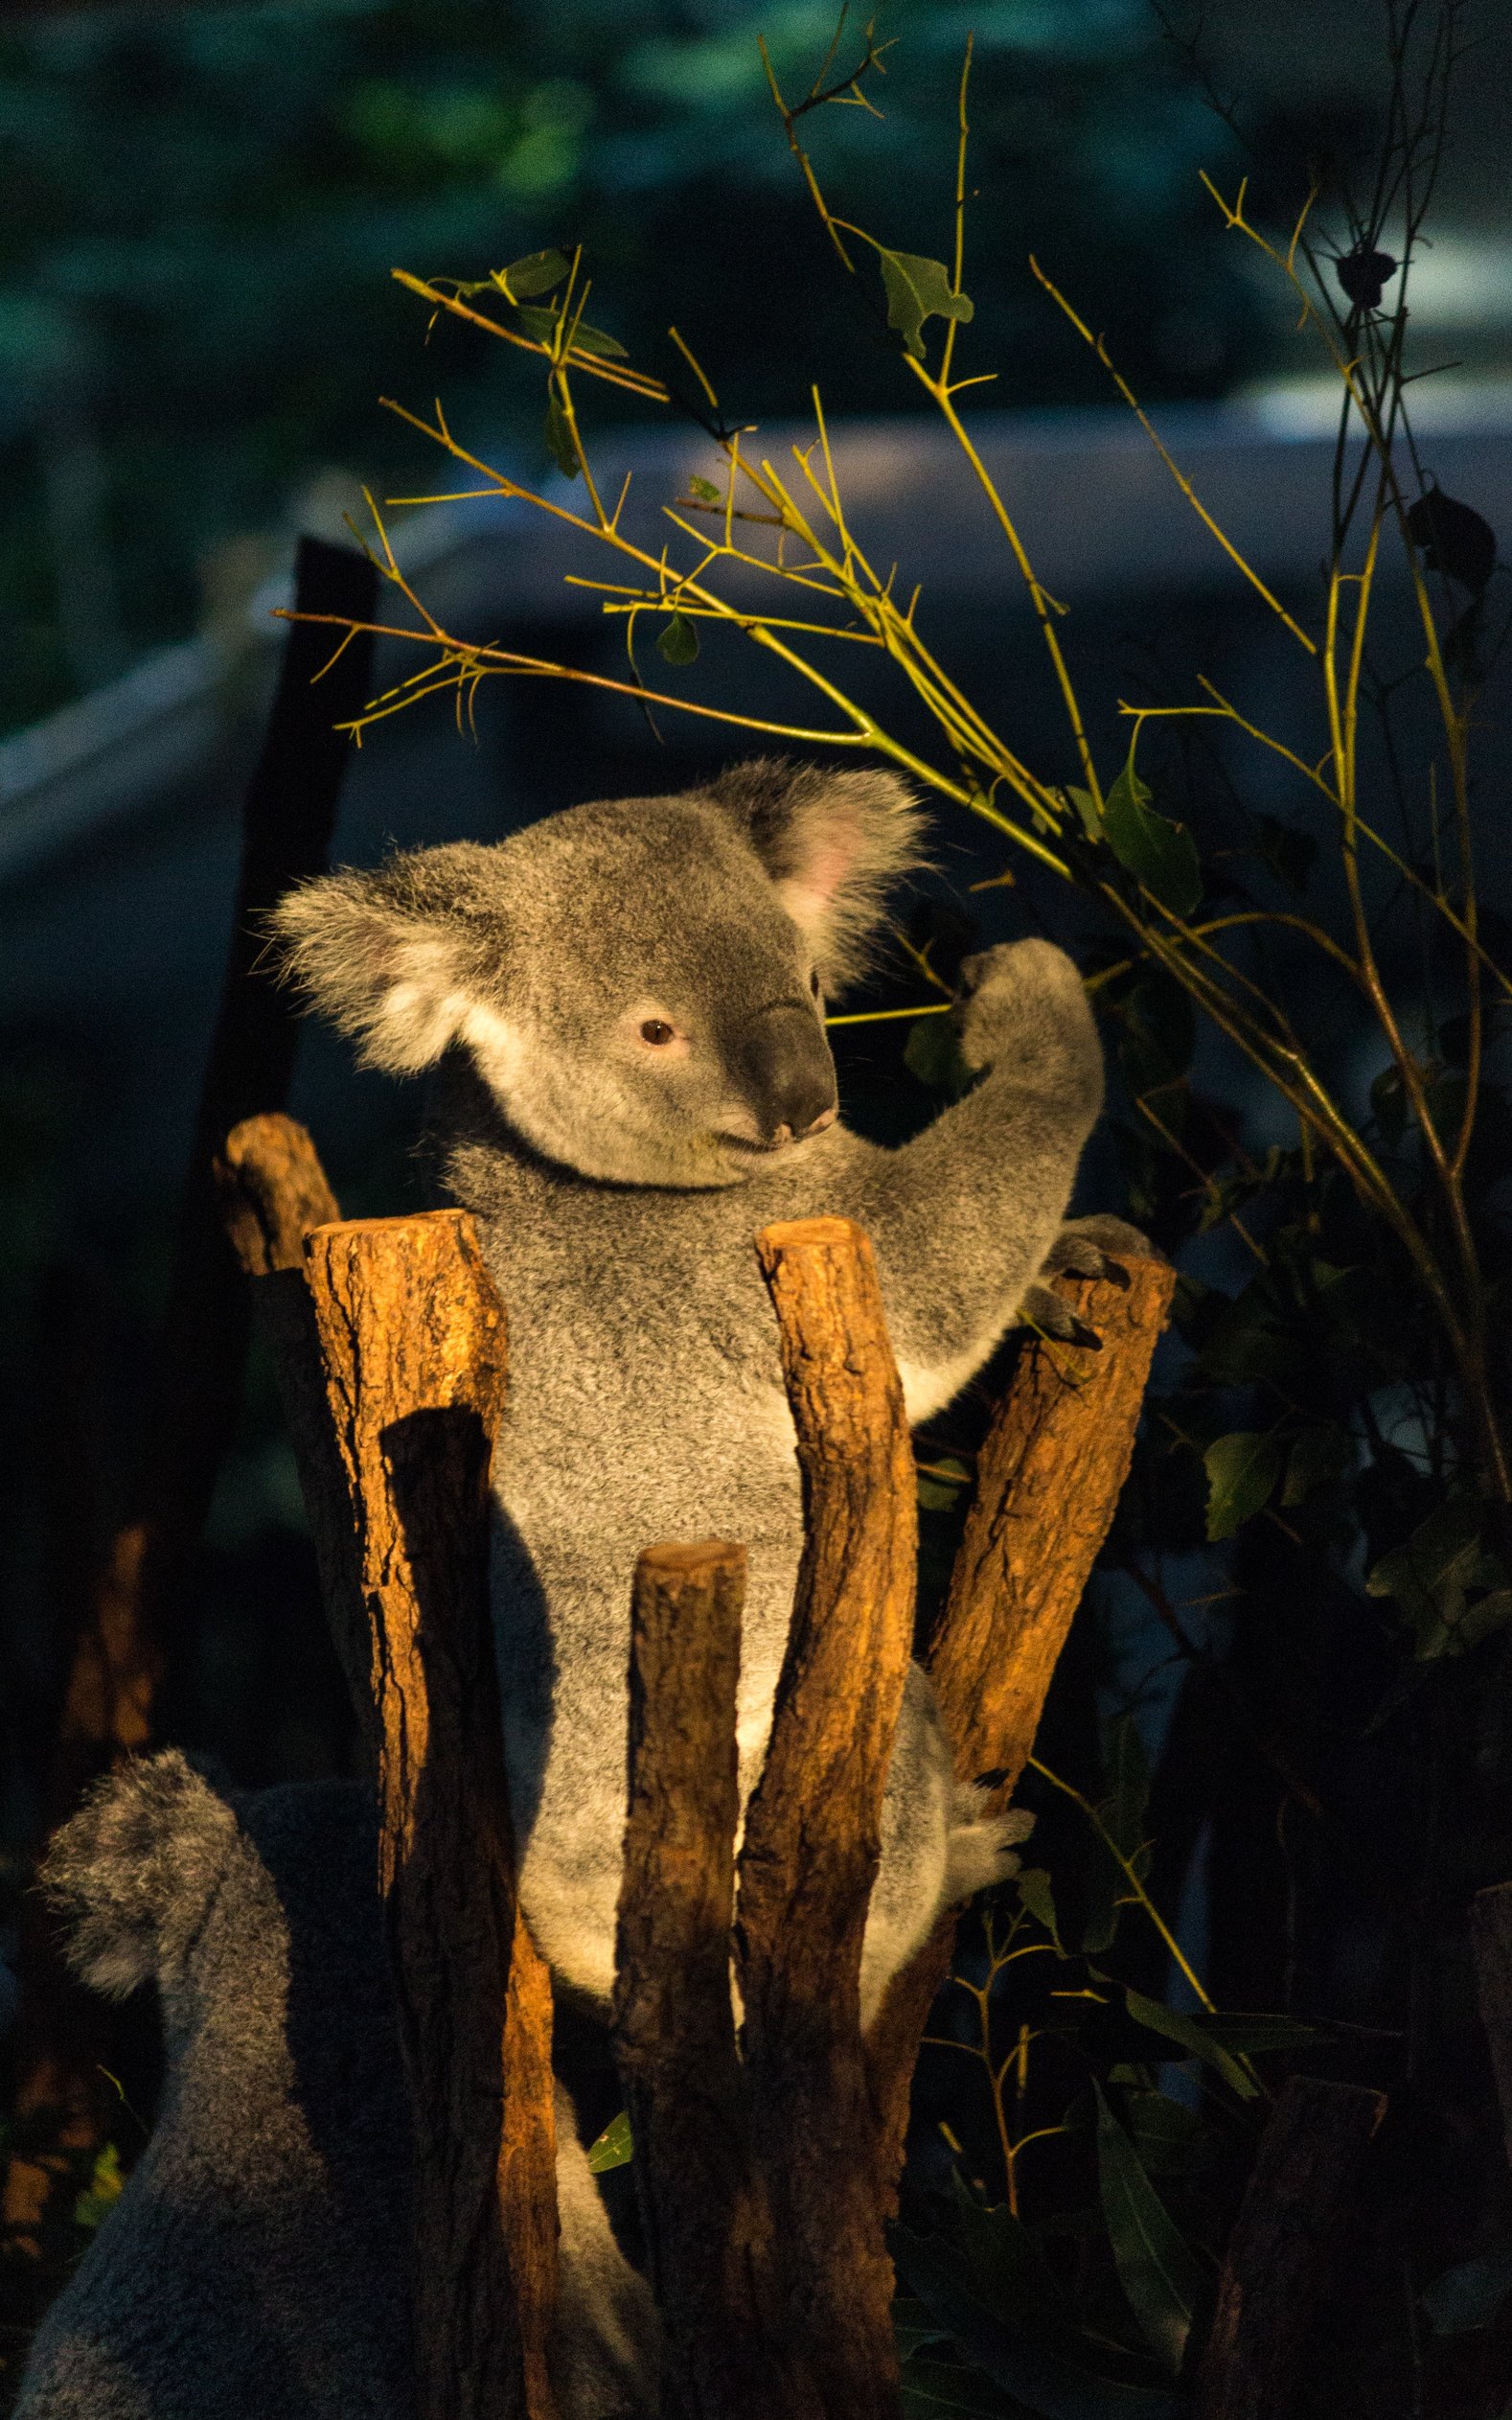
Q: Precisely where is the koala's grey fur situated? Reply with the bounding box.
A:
[16,1754,657,2420]
[272,757,1130,2029]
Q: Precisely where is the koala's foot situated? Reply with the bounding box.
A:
[942,1782,1035,1906]
[1019,1214,1158,1346]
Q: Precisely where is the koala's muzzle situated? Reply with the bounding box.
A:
[734,1003,837,1146]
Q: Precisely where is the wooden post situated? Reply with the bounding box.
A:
[299,1213,557,2420]
[866,1255,1175,2187]
[613,1543,816,2420]
[1194,2075,1386,2419]
[737,1217,916,2420]
[215,1111,341,1275]
[215,1129,558,2420]
[1471,1881,1512,2169]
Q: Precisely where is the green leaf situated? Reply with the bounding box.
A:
[1196,2013,1322,2055]
[1083,1716,1151,1954]
[1121,2091,1212,2178]
[1065,784,1102,842]
[918,1455,974,1513]
[517,302,628,357]
[946,2174,1080,2339]
[905,1013,974,1100]
[1281,1425,1353,1508]
[656,610,700,667]
[1120,1987,1259,2099]
[687,472,721,502]
[878,248,974,359]
[895,2298,951,2362]
[491,247,569,301]
[1098,749,1201,919]
[543,387,578,479]
[1196,1282,1301,1385]
[1366,1496,1506,1658]
[900,2360,1021,2415]
[1094,2086,1205,2376]
[1420,2236,1512,2335]
[73,2141,124,2231]
[894,2230,1183,2420]
[586,2110,633,2173]
[1112,969,1196,1095]
[1203,1432,1281,1541]
[1017,1868,1063,1950]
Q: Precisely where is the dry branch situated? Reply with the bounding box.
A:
[866,1255,1175,2184]
[1195,2074,1386,2419]
[1471,1881,1512,2169]
[613,1543,815,2420]
[737,1215,916,2420]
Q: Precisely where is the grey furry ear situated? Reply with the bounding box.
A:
[706,758,928,994]
[268,842,503,1075]
[41,1751,238,2000]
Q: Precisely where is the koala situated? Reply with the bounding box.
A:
[272,758,1134,2026]
[16,1753,656,2420]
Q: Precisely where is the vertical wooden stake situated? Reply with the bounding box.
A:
[213,1161,561,2420]
[866,1256,1174,2188]
[739,1216,915,2420]
[614,1542,816,2420]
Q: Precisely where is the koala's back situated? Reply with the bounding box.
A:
[16,1781,414,2420]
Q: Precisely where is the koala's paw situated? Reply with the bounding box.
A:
[1041,1212,1158,1283]
[943,1782,1036,1905]
[1019,1214,1160,1345]
[952,939,1096,1080]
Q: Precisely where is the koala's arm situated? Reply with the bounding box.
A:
[820,940,1105,1421]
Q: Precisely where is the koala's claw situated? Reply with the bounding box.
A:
[1019,1281,1104,1348]
[944,1783,1036,1904]
[1041,1212,1156,1286]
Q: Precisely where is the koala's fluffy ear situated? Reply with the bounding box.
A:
[41,1751,239,1999]
[268,843,500,1075]
[706,757,928,993]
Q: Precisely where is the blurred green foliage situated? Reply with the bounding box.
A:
[0,0,1255,735]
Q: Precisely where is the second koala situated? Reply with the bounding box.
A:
[274,758,1131,2024]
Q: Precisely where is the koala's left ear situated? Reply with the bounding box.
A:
[41,1752,239,1999]
[706,757,928,994]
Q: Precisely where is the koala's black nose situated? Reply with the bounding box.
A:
[739,1004,837,1146]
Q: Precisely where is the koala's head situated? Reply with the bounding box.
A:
[270,757,926,1187]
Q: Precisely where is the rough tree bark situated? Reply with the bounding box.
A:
[613,1543,815,2420]
[2,538,376,2268]
[1194,2075,1386,2419]
[216,1131,558,2420]
[734,1216,917,2420]
[865,1255,1176,2187]
[1471,1881,1512,2170]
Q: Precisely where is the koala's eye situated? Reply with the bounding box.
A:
[810,968,822,998]
[639,1019,676,1047]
